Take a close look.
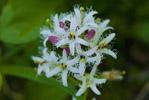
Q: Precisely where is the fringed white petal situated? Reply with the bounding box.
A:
[79,62,86,76]
[62,49,67,61]
[100,48,117,59]
[85,46,98,56]
[87,22,98,28]
[37,65,45,75]
[69,42,75,56]
[46,67,61,77]
[94,79,106,84]
[76,43,82,54]
[43,38,48,47]
[40,29,51,37]
[76,84,87,96]
[32,56,43,62]
[50,51,58,62]
[66,56,79,66]
[84,11,98,23]
[69,66,79,73]
[100,33,115,44]
[90,65,97,77]
[56,39,69,48]
[90,86,101,95]
[53,14,59,28]
[62,70,68,87]
[100,19,110,28]
[70,18,77,32]
[74,8,80,21]
[77,38,89,46]
[76,26,88,36]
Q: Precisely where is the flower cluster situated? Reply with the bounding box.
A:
[32,6,117,97]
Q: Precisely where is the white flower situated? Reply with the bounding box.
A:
[91,20,113,47]
[32,48,58,75]
[56,18,89,55]
[62,6,98,28]
[96,33,117,59]
[75,66,106,96]
[67,44,98,76]
[46,50,79,87]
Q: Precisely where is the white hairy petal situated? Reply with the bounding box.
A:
[77,38,89,46]
[76,84,87,96]
[100,48,117,59]
[100,33,115,44]
[62,70,68,87]
[79,62,86,76]
[46,67,61,77]
[56,39,69,48]
[90,85,101,95]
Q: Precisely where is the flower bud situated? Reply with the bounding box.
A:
[85,29,96,40]
[49,36,59,44]
[59,22,67,29]
[64,47,70,54]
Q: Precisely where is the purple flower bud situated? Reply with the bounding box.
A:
[85,29,96,40]
[64,47,70,54]
[49,36,59,44]
[59,22,67,29]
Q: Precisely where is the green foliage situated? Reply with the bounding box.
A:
[0,65,84,100]
[24,81,68,100]
[0,73,2,91]
[0,0,63,44]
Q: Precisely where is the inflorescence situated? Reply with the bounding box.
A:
[32,5,120,97]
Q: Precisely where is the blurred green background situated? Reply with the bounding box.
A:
[0,0,149,100]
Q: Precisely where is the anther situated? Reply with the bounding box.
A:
[46,18,54,29]
[97,17,101,22]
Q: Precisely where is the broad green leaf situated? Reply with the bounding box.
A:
[0,65,85,100]
[24,81,68,100]
[0,0,64,44]
[0,73,2,91]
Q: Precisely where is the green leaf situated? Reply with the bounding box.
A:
[0,65,85,100]
[0,73,2,91]
[0,0,64,44]
[24,81,68,100]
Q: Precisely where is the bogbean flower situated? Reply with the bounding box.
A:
[32,48,58,75]
[55,18,89,55]
[32,5,119,98]
[96,33,117,59]
[67,44,98,76]
[46,50,79,86]
[75,66,106,96]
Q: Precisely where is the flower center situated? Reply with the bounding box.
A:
[59,63,67,69]
[98,40,109,49]
[68,32,76,40]
[80,55,85,62]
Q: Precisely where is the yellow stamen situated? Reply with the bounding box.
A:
[59,64,63,68]
[86,82,90,86]
[97,17,101,22]
[46,18,54,29]
[121,70,126,75]
[80,7,84,23]
[103,41,107,45]
[80,7,84,11]
[81,58,85,62]
[34,60,39,64]
[46,19,50,23]
[71,32,75,35]
[34,67,37,71]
